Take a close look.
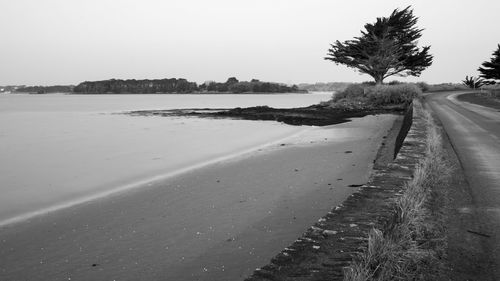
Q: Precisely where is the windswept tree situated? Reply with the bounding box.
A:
[325,6,433,84]
[478,44,500,82]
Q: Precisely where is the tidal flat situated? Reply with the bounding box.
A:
[0,92,331,225]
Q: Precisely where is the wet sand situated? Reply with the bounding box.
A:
[0,114,396,281]
[0,92,331,225]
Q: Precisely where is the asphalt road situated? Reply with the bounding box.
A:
[426,91,500,280]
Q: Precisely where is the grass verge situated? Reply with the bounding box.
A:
[456,86,500,110]
[343,101,452,281]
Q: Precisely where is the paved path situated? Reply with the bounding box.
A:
[426,91,500,280]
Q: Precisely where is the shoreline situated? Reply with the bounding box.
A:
[0,92,333,226]
[0,127,312,228]
[66,91,311,95]
[7,91,316,95]
[0,114,397,281]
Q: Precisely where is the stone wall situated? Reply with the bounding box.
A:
[245,100,428,281]
[394,104,413,158]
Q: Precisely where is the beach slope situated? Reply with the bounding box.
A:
[0,114,397,281]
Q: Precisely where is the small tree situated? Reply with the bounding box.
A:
[478,44,500,82]
[325,6,433,84]
[462,76,489,89]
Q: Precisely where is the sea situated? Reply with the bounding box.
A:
[0,92,332,225]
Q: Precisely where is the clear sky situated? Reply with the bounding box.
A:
[1,0,499,86]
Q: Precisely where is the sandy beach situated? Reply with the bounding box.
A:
[0,114,396,281]
[0,92,332,225]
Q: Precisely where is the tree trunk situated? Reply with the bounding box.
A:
[374,75,384,85]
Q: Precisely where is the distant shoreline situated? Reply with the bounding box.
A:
[9,91,312,95]
[67,91,310,95]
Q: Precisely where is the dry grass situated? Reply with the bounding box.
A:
[480,84,500,99]
[425,83,467,92]
[344,102,451,281]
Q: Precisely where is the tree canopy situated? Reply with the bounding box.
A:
[73,78,198,94]
[15,85,74,94]
[478,44,500,82]
[325,6,433,84]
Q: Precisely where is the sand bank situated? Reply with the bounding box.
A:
[0,114,396,281]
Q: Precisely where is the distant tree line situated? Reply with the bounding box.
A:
[200,77,301,93]
[73,77,303,94]
[73,78,197,94]
[15,85,74,94]
[0,85,25,92]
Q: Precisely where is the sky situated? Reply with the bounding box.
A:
[0,0,499,86]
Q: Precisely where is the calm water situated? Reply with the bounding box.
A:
[0,92,331,225]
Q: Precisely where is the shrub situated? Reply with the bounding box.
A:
[329,83,421,108]
[388,80,403,85]
[330,83,421,107]
[415,82,430,92]
[366,84,421,106]
[332,84,366,102]
[483,83,500,97]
